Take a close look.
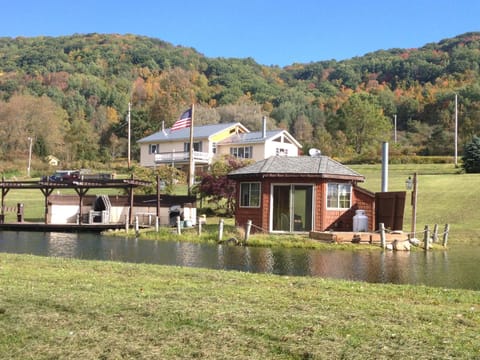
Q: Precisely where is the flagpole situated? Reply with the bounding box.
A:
[188,104,195,195]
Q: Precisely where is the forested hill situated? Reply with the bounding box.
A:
[0,32,479,164]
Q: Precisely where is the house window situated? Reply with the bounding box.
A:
[149,144,159,154]
[230,146,253,159]
[276,148,288,156]
[212,142,217,154]
[327,183,352,209]
[184,142,202,152]
[240,182,260,207]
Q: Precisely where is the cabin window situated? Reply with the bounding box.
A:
[240,182,260,207]
[327,183,351,209]
[149,144,159,154]
[230,146,253,159]
[275,148,288,156]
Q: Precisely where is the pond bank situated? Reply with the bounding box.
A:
[1,253,478,359]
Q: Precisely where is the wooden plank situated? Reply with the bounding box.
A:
[310,231,408,244]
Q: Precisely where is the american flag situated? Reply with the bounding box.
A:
[171,108,192,131]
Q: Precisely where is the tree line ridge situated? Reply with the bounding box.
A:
[0,32,479,164]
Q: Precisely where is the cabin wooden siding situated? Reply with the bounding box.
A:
[234,177,374,233]
[233,176,266,232]
[321,183,375,232]
[355,187,375,231]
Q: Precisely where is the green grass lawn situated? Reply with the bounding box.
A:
[0,253,479,359]
[1,165,479,359]
[349,163,480,243]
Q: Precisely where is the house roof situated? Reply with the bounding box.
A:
[137,122,248,143]
[218,129,302,148]
[228,156,364,181]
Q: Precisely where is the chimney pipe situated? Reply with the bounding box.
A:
[262,116,267,138]
[381,142,389,192]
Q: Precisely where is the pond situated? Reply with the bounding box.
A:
[1,231,479,291]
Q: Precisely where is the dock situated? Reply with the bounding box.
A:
[309,231,407,244]
[0,222,126,233]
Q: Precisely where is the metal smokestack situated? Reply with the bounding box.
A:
[262,116,267,138]
[381,142,389,192]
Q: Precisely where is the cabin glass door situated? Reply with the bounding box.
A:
[272,185,313,232]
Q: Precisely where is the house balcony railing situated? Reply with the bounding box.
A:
[154,151,211,164]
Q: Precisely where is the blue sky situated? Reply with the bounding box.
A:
[1,0,479,66]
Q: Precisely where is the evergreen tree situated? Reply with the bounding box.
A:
[462,135,480,173]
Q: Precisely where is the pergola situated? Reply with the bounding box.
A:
[0,177,152,225]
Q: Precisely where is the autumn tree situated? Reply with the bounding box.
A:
[0,94,68,161]
[196,156,251,216]
[334,93,392,155]
[64,113,99,161]
[293,114,313,145]
[131,165,186,195]
[149,68,196,127]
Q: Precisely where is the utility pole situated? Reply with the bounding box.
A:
[393,114,397,144]
[127,102,131,169]
[188,104,195,195]
[454,93,458,167]
[27,137,33,177]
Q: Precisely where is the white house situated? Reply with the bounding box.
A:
[137,122,249,169]
[216,128,301,161]
[137,120,302,171]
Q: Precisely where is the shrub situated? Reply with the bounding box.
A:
[462,135,480,173]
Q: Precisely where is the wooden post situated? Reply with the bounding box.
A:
[218,218,224,242]
[176,216,182,235]
[1,176,4,224]
[134,216,139,236]
[197,216,202,235]
[423,225,430,250]
[432,224,439,243]
[156,175,161,219]
[245,220,252,243]
[379,223,386,249]
[128,174,134,225]
[411,172,418,237]
[125,214,129,232]
[442,224,450,247]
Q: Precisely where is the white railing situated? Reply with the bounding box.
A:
[154,151,211,164]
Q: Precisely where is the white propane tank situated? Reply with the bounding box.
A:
[353,210,368,232]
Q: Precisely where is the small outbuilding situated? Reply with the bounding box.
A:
[47,194,197,226]
[228,155,375,233]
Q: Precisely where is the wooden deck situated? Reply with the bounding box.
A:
[309,231,408,244]
[0,222,127,233]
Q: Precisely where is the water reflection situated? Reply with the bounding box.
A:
[0,231,479,291]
